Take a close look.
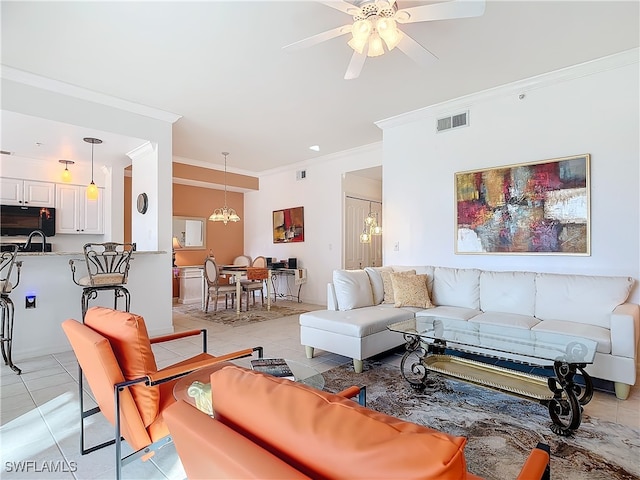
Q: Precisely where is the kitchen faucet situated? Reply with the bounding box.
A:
[24,230,47,252]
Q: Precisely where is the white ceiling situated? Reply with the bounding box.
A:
[1,1,638,174]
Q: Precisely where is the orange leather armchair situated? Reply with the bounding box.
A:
[61,306,263,480]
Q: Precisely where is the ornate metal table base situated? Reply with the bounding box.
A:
[399,338,594,436]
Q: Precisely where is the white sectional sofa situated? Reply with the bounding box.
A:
[299,266,639,399]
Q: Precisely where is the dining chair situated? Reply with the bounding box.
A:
[61,306,263,480]
[204,257,237,312]
[232,255,252,266]
[241,256,268,310]
[227,255,252,286]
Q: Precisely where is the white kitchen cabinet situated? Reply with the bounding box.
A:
[55,184,104,234]
[0,178,55,207]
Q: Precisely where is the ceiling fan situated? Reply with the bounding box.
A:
[283,0,485,80]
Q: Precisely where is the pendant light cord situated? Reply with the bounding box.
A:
[91,143,94,182]
[223,152,229,206]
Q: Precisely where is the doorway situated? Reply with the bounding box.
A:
[345,197,382,269]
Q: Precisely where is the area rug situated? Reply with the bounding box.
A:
[323,360,639,480]
[172,303,310,327]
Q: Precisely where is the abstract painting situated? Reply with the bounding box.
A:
[455,154,590,255]
[273,206,304,243]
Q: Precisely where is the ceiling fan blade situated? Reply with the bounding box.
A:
[396,0,486,24]
[283,25,352,52]
[396,34,438,69]
[317,0,360,16]
[344,51,367,80]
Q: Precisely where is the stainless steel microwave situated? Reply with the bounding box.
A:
[0,205,56,237]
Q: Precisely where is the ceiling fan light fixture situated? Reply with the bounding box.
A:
[352,18,372,40]
[347,36,367,54]
[348,19,372,54]
[377,18,403,50]
[367,33,384,57]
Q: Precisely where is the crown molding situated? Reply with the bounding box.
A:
[376,48,639,130]
[1,65,182,124]
[258,141,383,178]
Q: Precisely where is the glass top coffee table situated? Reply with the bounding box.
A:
[173,358,324,416]
[388,316,598,436]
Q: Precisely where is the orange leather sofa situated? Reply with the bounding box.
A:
[164,365,550,480]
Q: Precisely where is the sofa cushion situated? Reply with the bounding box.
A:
[470,311,540,330]
[333,269,374,311]
[416,306,481,321]
[300,306,415,338]
[84,306,159,427]
[381,269,416,304]
[432,267,481,310]
[211,365,469,480]
[480,271,536,316]
[535,273,633,328]
[532,319,611,354]
[391,273,433,309]
[364,266,392,305]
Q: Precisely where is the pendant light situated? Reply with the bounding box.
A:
[58,159,74,182]
[209,152,240,225]
[359,202,382,243]
[84,137,102,200]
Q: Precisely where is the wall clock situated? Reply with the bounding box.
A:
[137,193,148,214]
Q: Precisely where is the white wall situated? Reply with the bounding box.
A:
[379,49,639,304]
[244,144,383,305]
[244,50,639,307]
[129,142,161,251]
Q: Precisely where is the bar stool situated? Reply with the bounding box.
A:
[70,242,134,321]
[0,244,23,374]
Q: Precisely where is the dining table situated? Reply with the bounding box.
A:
[218,265,272,314]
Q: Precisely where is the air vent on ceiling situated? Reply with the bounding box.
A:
[436,111,469,133]
[296,169,307,180]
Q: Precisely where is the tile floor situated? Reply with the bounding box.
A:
[1,300,638,479]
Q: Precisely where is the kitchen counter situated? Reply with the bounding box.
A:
[5,250,174,362]
[14,250,167,256]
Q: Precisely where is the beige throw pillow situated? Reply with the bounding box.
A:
[391,273,433,308]
[381,269,416,304]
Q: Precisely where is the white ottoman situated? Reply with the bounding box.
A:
[299,305,414,373]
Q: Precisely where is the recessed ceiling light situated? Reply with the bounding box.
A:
[309,145,320,152]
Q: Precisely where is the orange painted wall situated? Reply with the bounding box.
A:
[173,183,244,268]
[124,162,252,288]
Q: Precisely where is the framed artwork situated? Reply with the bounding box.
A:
[273,206,304,243]
[455,154,590,255]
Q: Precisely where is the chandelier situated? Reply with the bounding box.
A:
[348,1,403,57]
[360,205,382,243]
[209,152,240,225]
